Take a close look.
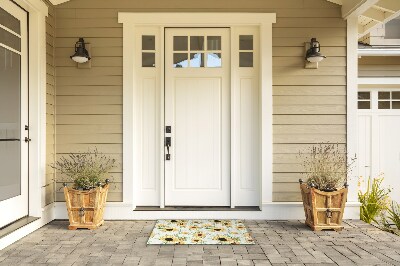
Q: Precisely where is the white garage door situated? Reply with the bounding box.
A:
[358,89,400,202]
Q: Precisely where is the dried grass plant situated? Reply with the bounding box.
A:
[299,143,355,191]
[52,148,116,190]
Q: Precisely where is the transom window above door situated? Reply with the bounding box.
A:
[173,35,222,68]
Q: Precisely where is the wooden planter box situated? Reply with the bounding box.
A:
[63,184,109,230]
[299,182,347,231]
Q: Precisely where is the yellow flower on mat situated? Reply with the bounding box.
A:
[160,235,180,244]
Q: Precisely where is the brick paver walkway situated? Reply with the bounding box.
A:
[0,220,399,265]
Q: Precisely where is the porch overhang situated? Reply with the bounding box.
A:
[327,0,400,39]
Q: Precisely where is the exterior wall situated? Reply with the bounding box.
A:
[55,0,346,202]
[359,56,400,77]
[45,1,56,207]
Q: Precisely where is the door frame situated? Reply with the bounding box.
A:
[11,0,49,218]
[119,13,276,209]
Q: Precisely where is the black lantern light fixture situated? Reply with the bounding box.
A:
[305,38,326,64]
[70,37,91,64]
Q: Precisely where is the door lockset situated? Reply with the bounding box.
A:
[165,137,171,160]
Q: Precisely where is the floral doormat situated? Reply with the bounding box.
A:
[147,219,255,245]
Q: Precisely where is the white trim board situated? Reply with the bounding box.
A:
[358,77,400,85]
[118,13,276,209]
[53,202,360,220]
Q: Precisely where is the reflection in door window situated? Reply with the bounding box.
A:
[207,53,221,68]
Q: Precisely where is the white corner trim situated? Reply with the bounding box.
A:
[358,77,400,85]
[0,204,54,250]
[54,201,360,220]
[346,17,359,203]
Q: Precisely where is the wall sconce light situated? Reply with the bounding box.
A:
[305,38,326,69]
[70,37,91,64]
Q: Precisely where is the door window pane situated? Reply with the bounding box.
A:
[174,36,188,51]
[207,53,221,68]
[190,53,204,67]
[0,7,20,34]
[142,35,155,50]
[358,101,370,109]
[358,92,370,100]
[378,91,390,99]
[239,52,253,67]
[0,27,21,51]
[239,35,253,50]
[392,101,400,109]
[0,47,21,201]
[392,91,400,99]
[142,52,155,67]
[378,101,390,109]
[190,36,204,51]
[207,36,221,50]
[173,53,188,68]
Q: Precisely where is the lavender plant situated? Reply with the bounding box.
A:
[299,143,355,191]
[52,148,116,190]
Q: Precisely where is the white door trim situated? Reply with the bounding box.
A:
[119,13,276,209]
[12,0,48,217]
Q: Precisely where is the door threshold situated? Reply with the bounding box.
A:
[0,216,39,239]
[134,206,260,211]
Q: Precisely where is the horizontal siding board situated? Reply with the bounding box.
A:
[273,134,345,143]
[273,115,346,125]
[56,115,122,125]
[57,125,122,134]
[273,86,346,96]
[56,96,122,105]
[57,86,122,96]
[273,105,346,114]
[56,134,123,144]
[56,105,122,114]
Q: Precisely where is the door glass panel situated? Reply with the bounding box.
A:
[239,35,253,50]
[358,92,370,99]
[392,91,400,99]
[207,53,222,68]
[239,52,253,67]
[173,36,188,51]
[378,91,390,99]
[142,35,155,50]
[190,36,204,51]
[392,101,400,109]
[0,47,21,201]
[189,53,204,67]
[142,52,155,67]
[173,53,188,68]
[378,101,390,109]
[207,36,221,50]
[0,7,20,34]
[0,27,21,51]
[358,101,370,109]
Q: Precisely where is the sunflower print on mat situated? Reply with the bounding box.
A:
[147,220,254,245]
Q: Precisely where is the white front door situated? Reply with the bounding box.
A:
[164,28,230,206]
[0,0,29,227]
[357,89,400,203]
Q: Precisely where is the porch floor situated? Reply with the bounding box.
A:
[0,220,399,265]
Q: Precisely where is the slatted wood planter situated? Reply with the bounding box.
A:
[63,184,109,230]
[299,182,347,231]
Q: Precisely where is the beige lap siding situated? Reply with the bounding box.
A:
[359,56,400,77]
[55,0,346,202]
[44,1,56,207]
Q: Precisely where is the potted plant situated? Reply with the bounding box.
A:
[53,148,116,230]
[298,143,355,231]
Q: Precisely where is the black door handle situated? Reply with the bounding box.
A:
[165,137,171,160]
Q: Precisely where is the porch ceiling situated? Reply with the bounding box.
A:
[327,0,400,39]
